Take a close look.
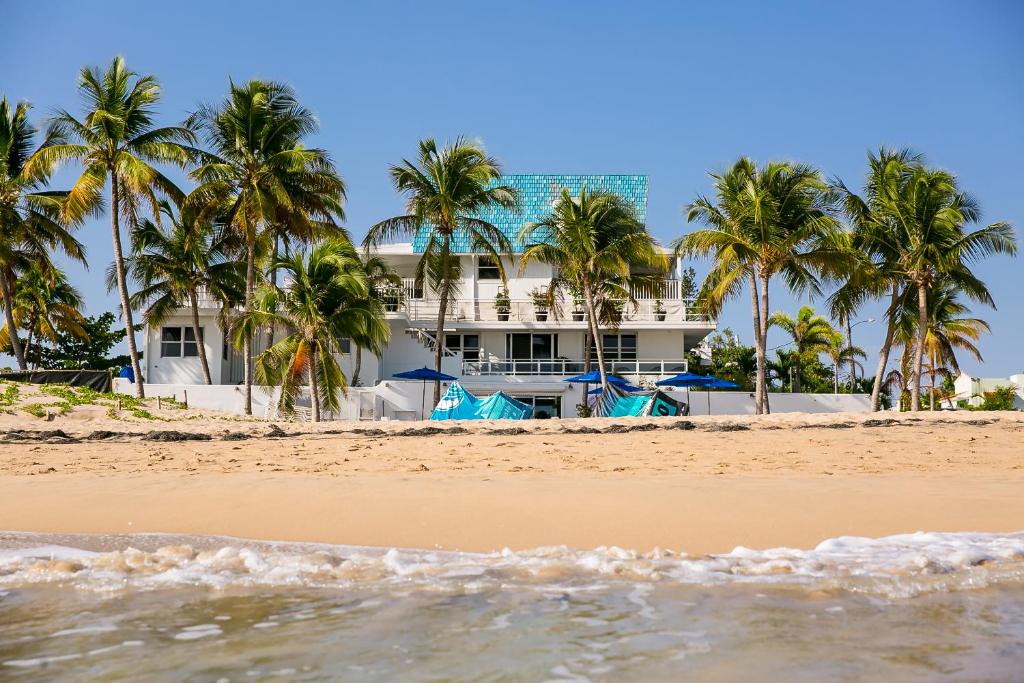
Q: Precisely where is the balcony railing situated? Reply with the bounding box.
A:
[462,358,689,377]
[383,297,711,324]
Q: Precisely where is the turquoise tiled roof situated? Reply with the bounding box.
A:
[412,174,648,253]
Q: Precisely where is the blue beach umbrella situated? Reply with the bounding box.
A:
[393,367,459,419]
[654,371,714,388]
[564,370,637,388]
[587,380,642,395]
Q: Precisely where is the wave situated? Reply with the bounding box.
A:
[2,531,1023,599]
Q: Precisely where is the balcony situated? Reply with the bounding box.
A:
[462,358,689,377]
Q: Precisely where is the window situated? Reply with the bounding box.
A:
[591,333,636,361]
[506,333,557,360]
[161,327,201,358]
[518,395,561,419]
[477,256,501,281]
[445,334,480,360]
[337,338,352,354]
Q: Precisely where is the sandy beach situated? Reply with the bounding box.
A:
[2,410,1022,554]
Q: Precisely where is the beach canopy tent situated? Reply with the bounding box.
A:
[646,390,688,417]
[393,367,458,419]
[608,392,652,417]
[655,373,737,414]
[430,382,532,420]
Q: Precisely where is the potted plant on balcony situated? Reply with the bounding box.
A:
[495,288,511,321]
[530,287,550,322]
[568,285,585,322]
[654,298,666,321]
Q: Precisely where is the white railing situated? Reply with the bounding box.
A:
[462,358,689,376]
[388,298,711,324]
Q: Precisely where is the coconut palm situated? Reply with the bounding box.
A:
[0,97,87,370]
[519,186,666,395]
[364,138,518,405]
[187,79,346,414]
[29,57,197,396]
[0,263,88,368]
[120,198,243,384]
[676,158,846,413]
[895,283,989,410]
[821,330,866,394]
[239,240,389,422]
[768,306,835,393]
[836,149,1016,411]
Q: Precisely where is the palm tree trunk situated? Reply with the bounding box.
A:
[758,273,772,414]
[243,238,256,415]
[910,283,927,412]
[930,349,937,411]
[189,289,213,385]
[748,273,764,414]
[870,287,900,412]
[0,273,27,370]
[834,361,839,394]
[352,345,362,387]
[845,317,855,392]
[309,342,320,423]
[432,276,450,408]
[266,234,278,352]
[24,327,36,370]
[110,173,145,398]
[584,288,608,398]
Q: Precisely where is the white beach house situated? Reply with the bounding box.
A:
[137,174,718,419]
[950,372,1024,409]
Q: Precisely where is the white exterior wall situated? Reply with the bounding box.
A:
[952,373,1024,408]
[144,315,226,386]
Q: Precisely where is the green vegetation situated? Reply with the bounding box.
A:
[35,312,130,370]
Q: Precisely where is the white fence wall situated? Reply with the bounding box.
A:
[659,390,871,416]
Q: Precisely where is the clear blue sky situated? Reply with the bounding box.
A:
[3,0,1022,376]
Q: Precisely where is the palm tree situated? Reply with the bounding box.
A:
[822,330,866,394]
[0,97,87,370]
[188,79,346,414]
[1,263,88,368]
[120,198,243,384]
[364,138,518,405]
[240,240,389,422]
[768,306,835,393]
[836,149,1016,411]
[519,186,665,395]
[31,56,197,395]
[895,283,989,410]
[677,158,846,414]
[349,247,400,387]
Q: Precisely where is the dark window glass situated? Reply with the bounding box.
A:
[509,333,532,359]
[532,334,553,359]
[462,334,480,361]
[478,257,501,280]
[620,334,637,360]
[339,338,352,354]
[445,334,461,351]
[161,327,182,357]
[183,327,199,357]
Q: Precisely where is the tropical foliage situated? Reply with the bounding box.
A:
[364,138,518,404]
[0,264,88,368]
[239,240,389,421]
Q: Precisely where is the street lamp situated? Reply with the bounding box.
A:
[848,318,875,390]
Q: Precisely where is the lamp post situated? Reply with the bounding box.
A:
[848,317,875,391]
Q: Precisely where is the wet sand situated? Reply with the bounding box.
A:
[2,411,1022,553]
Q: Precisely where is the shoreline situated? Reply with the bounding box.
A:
[2,411,1022,554]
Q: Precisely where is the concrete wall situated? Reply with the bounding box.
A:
[655,390,871,416]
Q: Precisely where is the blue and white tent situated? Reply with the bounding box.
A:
[430,382,480,420]
[474,391,533,420]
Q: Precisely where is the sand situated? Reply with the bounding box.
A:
[2,408,1023,554]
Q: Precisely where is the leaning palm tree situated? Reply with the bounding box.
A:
[364,138,518,405]
[837,150,1016,411]
[188,79,346,414]
[31,57,197,395]
[519,186,666,395]
[239,240,389,422]
[676,158,846,414]
[822,330,866,394]
[768,306,835,393]
[1,263,88,368]
[0,97,87,370]
[120,198,243,384]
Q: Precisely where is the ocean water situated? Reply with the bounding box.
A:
[2,532,1024,682]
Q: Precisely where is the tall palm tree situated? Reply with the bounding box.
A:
[30,56,197,395]
[519,186,666,395]
[1,263,88,368]
[768,306,835,393]
[836,149,1016,411]
[364,138,518,405]
[822,330,866,394]
[188,79,346,414]
[349,247,400,386]
[676,158,845,414]
[0,97,87,370]
[240,240,389,422]
[120,198,243,384]
[895,283,989,411]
